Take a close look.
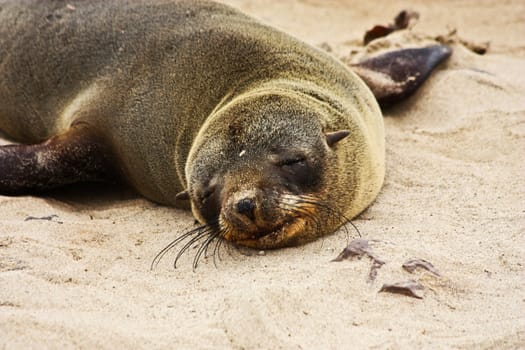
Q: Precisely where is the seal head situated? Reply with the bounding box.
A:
[185,88,353,249]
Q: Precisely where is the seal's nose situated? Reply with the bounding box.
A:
[236,197,256,222]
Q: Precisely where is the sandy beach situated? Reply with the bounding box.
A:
[1,0,524,348]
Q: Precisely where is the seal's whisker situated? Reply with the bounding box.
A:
[211,236,222,268]
[279,205,324,235]
[197,224,227,269]
[293,195,350,223]
[289,195,361,241]
[216,224,245,259]
[193,231,221,271]
[202,226,220,259]
[213,228,229,266]
[298,198,351,228]
[151,224,211,270]
[281,194,333,236]
[307,201,351,244]
[174,227,214,269]
[316,202,358,242]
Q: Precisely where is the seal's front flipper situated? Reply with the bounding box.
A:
[351,45,452,108]
[0,124,117,195]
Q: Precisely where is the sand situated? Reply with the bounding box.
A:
[1,1,524,348]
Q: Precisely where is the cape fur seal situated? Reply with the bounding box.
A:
[0,1,450,263]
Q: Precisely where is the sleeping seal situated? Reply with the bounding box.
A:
[0,1,450,262]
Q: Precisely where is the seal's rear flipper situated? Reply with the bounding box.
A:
[0,124,117,195]
[351,45,452,108]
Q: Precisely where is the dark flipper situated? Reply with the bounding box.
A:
[0,124,117,195]
[351,45,452,108]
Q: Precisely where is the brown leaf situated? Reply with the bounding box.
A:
[332,238,370,261]
[363,10,420,44]
[364,25,395,45]
[332,238,385,282]
[379,280,425,299]
[368,259,384,282]
[435,28,489,55]
[460,39,489,55]
[24,214,63,224]
[394,10,420,29]
[402,259,441,276]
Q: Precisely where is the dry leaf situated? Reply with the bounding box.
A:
[379,280,425,299]
[402,259,441,276]
[332,238,385,282]
[364,10,420,44]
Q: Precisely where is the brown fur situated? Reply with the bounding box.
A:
[0,0,384,248]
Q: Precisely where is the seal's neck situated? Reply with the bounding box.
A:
[208,77,346,126]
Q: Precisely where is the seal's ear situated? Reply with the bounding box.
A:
[325,130,350,147]
[175,190,190,200]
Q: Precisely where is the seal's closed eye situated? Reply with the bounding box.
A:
[274,154,320,191]
[277,156,307,167]
[279,158,308,182]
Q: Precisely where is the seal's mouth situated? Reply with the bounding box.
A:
[217,192,320,249]
[223,216,308,249]
[151,194,325,269]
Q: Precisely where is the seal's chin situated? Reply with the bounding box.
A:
[228,217,308,249]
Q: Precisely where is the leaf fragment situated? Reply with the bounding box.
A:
[379,280,425,299]
[332,238,385,282]
[402,259,441,276]
[364,10,420,44]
